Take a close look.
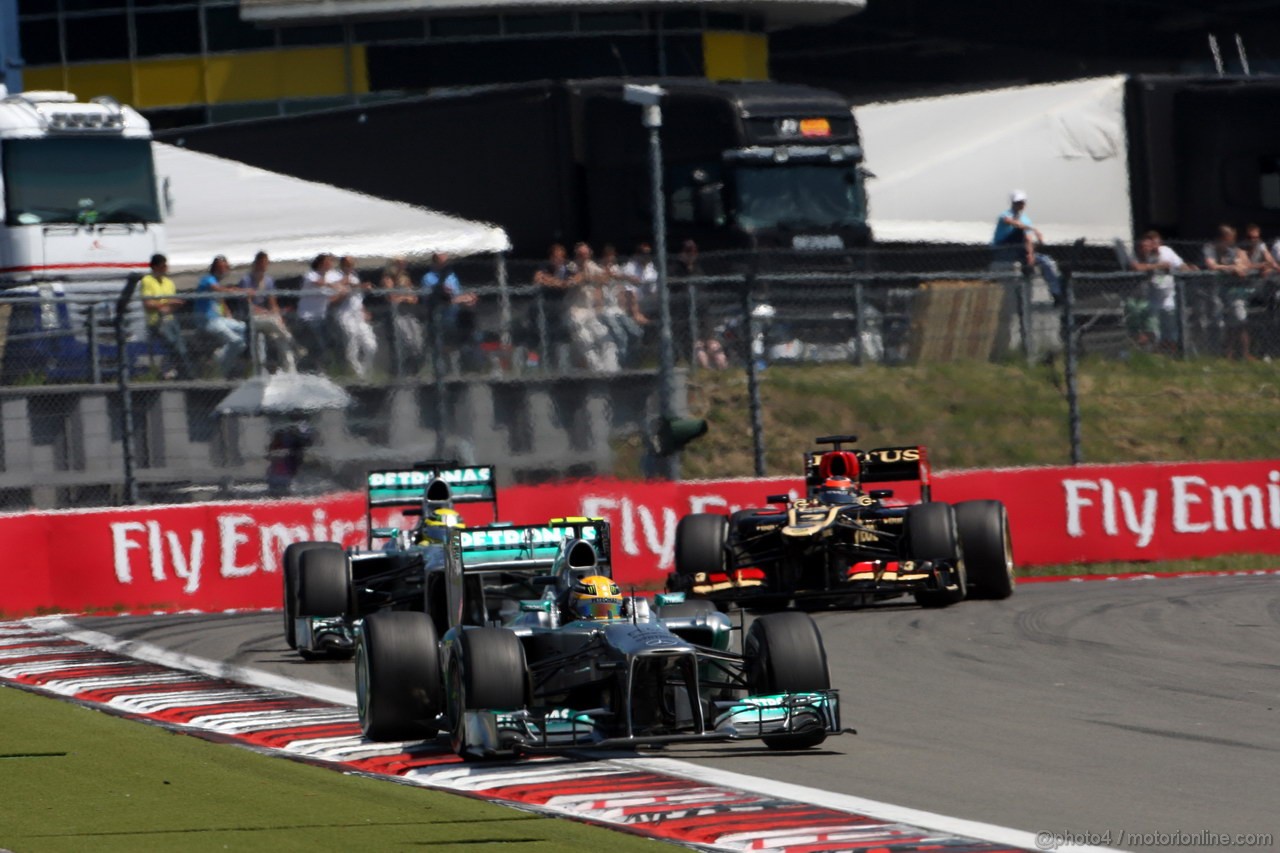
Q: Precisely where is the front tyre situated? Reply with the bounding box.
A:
[282,541,341,649]
[955,500,1015,600]
[357,611,442,741]
[744,612,830,750]
[674,514,729,580]
[905,503,966,608]
[447,628,527,760]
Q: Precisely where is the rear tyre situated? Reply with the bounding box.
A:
[744,612,830,750]
[674,514,728,579]
[282,541,341,649]
[297,548,354,660]
[448,628,527,759]
[955,500,1015,600]
[357,611,442,741]
[905,503,966,608]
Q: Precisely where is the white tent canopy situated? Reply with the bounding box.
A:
[857,76,1133,245]
[154,142,509,272]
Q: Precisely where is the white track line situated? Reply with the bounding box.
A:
[27,615,1124,853]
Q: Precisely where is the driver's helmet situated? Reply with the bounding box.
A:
[818,476,859,504]
[416,506,464,544]
[566,575,624,621]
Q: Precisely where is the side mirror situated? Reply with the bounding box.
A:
[766,494,790,504]
[531,575,558,586]
[870,489,893,500]
[402,508,423,518]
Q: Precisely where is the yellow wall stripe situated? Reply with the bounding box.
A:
[702,32,769,82]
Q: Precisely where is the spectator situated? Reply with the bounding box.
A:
[194,255,247,378]
[694,317,728,370]
[381,256,424,374]
[294,253,341,372]
[333,255,378,379]
[992,190,1063,302]
[565,242,619,373]
[422,252,479,372]
[138,253,193,379]
[237,251,297,373]
[598,244,645,367]
[266,414,313,497]
[672,239,703,277]
[1201,225,1249,358]
[1129,230,1190,351]
[532,243,573,367]
[623,242,660,321]
[1233,224,1278,360]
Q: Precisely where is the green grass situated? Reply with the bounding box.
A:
[0,685,670,853]
[631,357,1280,479]
[1021,551,1280,579]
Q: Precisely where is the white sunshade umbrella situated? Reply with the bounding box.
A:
[215,372,352,416]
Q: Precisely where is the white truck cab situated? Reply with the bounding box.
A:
[0,90,163,285]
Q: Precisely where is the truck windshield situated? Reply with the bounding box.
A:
[2,138,161,227]
[733,163,864,231]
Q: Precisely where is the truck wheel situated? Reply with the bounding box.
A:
[674,514,728,579]
[282,542,341,649]
[448,628,527,760]
[955,500,1015,600]
[297,548,354,659]
[744,612,830,750]
[357,611,441,741]
[905,502,967,608]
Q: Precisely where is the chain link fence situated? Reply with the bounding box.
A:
[2,243,1277,510]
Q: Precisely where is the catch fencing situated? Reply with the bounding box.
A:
[1,243,1277,510]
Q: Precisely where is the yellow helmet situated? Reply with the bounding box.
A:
[417,506,464,544]
[567,575,623,621]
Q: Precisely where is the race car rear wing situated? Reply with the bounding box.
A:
[443,518,612,630]
[364,464,499,547]
[806,445,932,501]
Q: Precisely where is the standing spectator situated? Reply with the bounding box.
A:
[422,252,479,372]
[194,255,247,378]
[992,190,1063,302]
[672,238,703,277]
[237,251,297,373]
[1129,230,1190,351]
[381,256,424,374]
[1233,224,1278,360]
[598,244,645,366]
[295,253,341,372]
[138,253,193,379]
[266,414,313,498]
[1201,225,1249,358]
[532,243,573,367]
[565,242,619,373]
[333,255,378,379]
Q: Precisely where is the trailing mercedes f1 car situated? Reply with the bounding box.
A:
[281,461,498,660]
[669,435,1015,609]
[354,518,843,759]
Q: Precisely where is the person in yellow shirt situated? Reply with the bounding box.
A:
[139,253,193,379]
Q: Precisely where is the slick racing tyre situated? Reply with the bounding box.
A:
[282,541,341,650]
[448,628,528,760]
[905,502,967,608]
[955,500,1015,600]
[674,514,729,579]
[357,611,442,741]
[744,612,831,750]
[297,547,354,659]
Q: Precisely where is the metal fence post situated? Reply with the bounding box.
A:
[429,304,448,457]
[852,279,866,366]
[1062,270,1082,465]
[115,277,140,505]
[88,300,102,385]
[496,252,512,352]
[686,280,699,370]
[744,276,766,477]
[1019,270,1034,362]
[246,298,262,376]
[535,287,549,370]
[1175,274,1190,360]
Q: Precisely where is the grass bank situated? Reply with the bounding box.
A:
[619,356,1280,479]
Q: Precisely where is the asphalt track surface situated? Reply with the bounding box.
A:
[77,574,1280,852]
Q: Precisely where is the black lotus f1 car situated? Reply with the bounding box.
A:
[669,435,1015,609]
[281,461,498,659]
[354,518,843,759]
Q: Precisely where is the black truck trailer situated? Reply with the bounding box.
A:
[159,78,870,257]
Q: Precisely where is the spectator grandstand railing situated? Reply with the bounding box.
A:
[2,245,1277,509]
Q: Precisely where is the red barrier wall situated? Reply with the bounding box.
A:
[2,459,1278,616]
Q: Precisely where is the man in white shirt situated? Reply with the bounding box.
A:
[333,255,378,379]
[295,253,342,371]
[1130,230,1190,350]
